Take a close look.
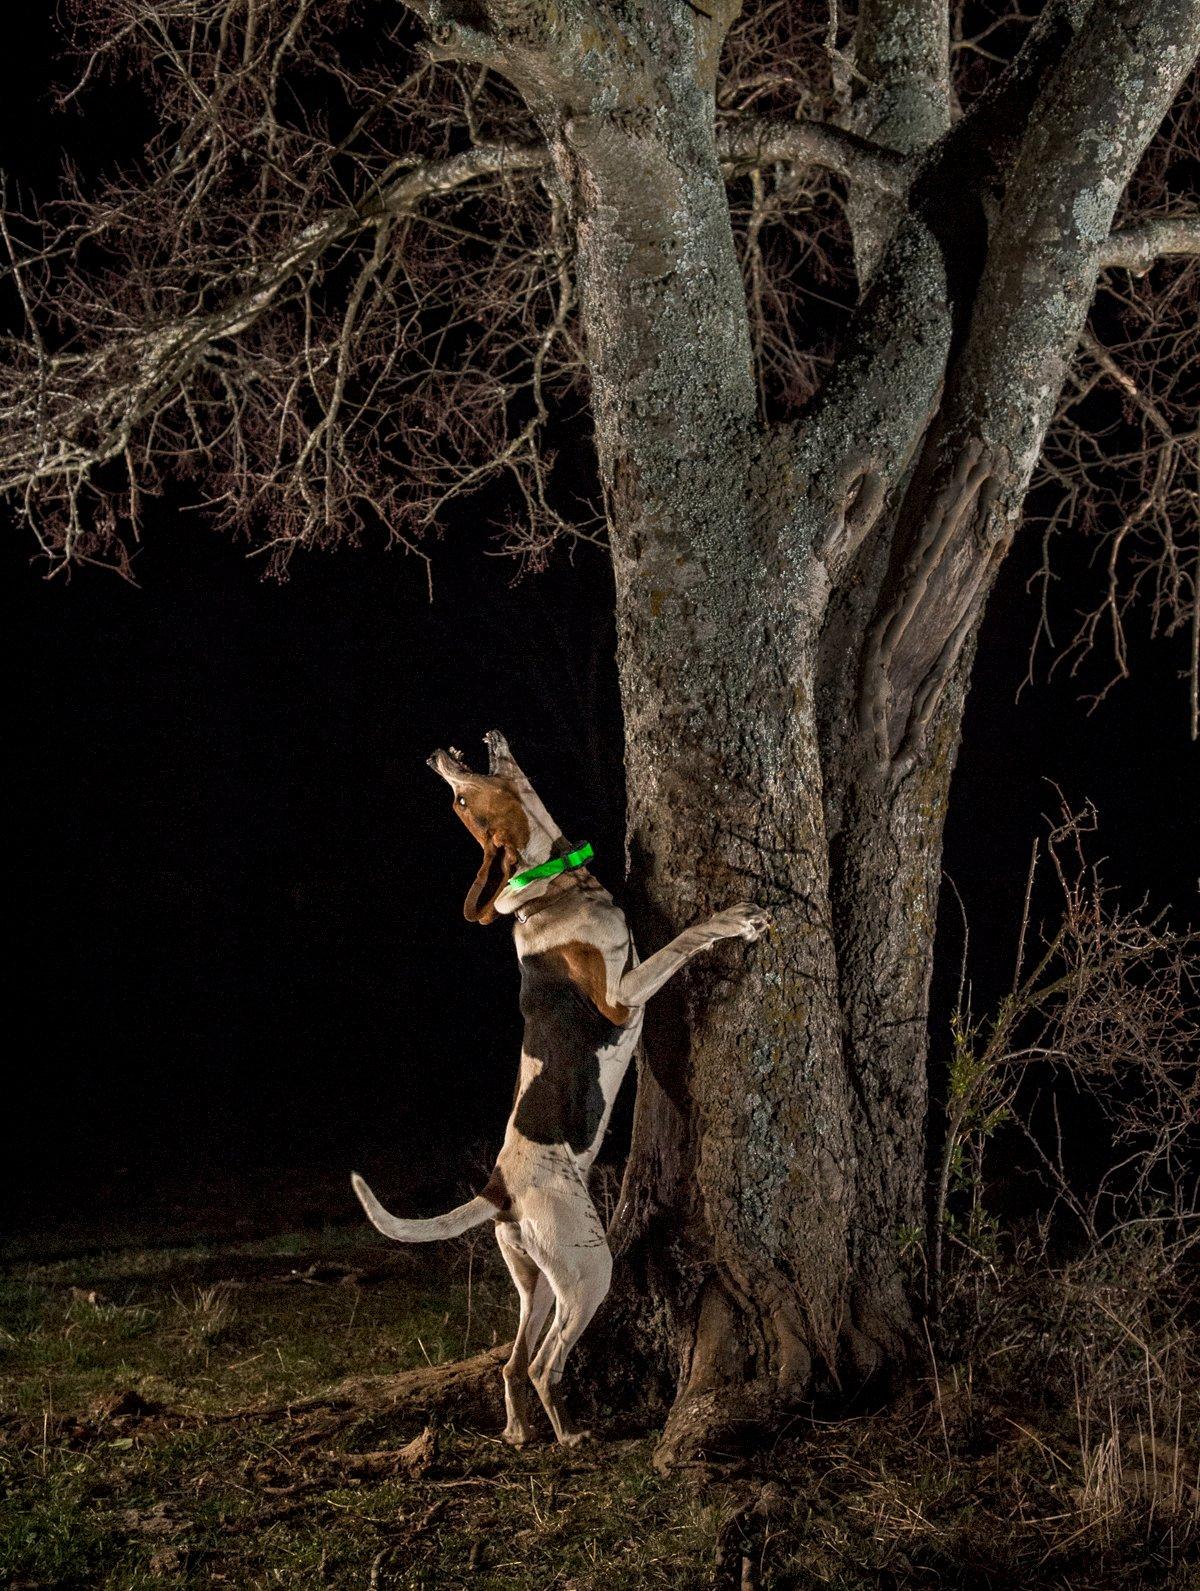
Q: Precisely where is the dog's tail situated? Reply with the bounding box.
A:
[350,1172,495,1243]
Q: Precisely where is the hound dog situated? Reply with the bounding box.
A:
[352,731,767,1447]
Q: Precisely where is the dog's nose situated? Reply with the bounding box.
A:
[429,747,468,779]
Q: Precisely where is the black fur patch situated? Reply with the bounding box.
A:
[513,949,618,1152]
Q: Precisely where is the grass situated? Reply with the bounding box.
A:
[1,1228,718,1589]
[2,1226,1196,1588]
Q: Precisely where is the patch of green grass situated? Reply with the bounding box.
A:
[3,1228,1197,1588]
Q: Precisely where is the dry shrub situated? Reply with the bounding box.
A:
[931,799,1199,1538]
[174,1280,236,1354]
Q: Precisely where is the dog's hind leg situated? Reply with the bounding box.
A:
[495,1223,553,1446]
[528,1239,613,1447]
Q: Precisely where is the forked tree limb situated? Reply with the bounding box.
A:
[775,0,1090,596]
[857,0,1200,774]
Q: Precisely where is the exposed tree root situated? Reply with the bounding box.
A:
[652,1381,785,1475]
[195,1344,513,1443]
[298,1343,510,1426]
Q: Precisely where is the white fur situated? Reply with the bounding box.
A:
[353,732,768,1445]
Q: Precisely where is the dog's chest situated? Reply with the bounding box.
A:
[512,948,632,1154]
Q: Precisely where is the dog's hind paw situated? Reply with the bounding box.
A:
[557,1428,592,1448]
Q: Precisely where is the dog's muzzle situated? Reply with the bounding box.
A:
[428,747,469,781]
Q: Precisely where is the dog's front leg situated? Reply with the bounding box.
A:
[616,903,769,1008]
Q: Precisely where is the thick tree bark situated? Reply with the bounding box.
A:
[401,0,1200,1466]
[823,0,1200,1401]
[845,0,951,277]
[540,23,865,1459]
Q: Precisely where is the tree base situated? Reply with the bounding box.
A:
[652,1380,784,1474]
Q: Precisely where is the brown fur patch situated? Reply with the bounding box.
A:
[453,778,532,922]
[455,779,532,924]
[454,780,531,854]
[558,939,631,1026]
[480,1164,514,1216]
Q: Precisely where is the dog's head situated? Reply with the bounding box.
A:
[427,731,563,924]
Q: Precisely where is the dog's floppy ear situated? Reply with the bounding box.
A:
[462,834,521,924]
[463,838,498,923]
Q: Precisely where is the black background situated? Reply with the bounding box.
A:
[4,11,1195,1244]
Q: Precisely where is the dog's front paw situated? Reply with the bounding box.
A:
[484,729,515,775]
[719,902,771,942]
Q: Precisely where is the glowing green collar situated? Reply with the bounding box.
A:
[508,842,594,892]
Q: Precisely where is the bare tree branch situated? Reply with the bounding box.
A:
[1100,213,1200,273]
[0,133,556,570]
[1027,261,1200,736]
[0,64,907,571]
[1022,69,1200,734]
[716,117,908,196]
[2,138,547,479]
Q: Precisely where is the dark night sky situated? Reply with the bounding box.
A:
[3,14,1196,1243]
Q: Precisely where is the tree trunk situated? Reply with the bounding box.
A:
[540,32,951,1462]
[414,0,1200,1468]
[546,69,869,1459]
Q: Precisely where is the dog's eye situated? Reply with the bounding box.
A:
[457,796,467,807]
